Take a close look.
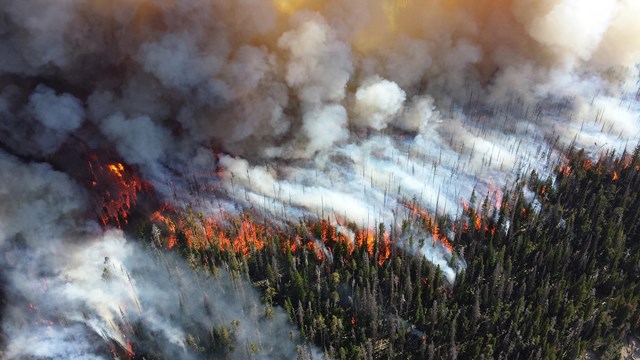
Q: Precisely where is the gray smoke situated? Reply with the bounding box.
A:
[0,151,313,359]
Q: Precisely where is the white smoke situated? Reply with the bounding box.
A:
[0,152,90,245]
[397,95,438,132]
[278,13,353,105]
[302,104,349,154]
[353,77,406,130]
[0,151,314,359]
[526,0,617,64]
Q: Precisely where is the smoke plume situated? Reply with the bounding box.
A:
[2,0,640,356]
[0,152,312,358]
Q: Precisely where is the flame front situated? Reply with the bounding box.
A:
[88,155,146,228]
[401,200,455,253]
[149,206,399,266]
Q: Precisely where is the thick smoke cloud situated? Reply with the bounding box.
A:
[2,0,640,356]
[0,151,312,359]
[98,113,172,165]
[2,0,638,164]
[0,152,90,247]
[353,77,406,131]
[29,85,84,132]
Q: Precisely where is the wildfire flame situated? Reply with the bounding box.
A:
[150,208,178,249]
[378,232,392,266]
[401,200,454,253]
[558,165,572,176]
[149,205,397,266]
[583,159,593,170]
[107,163,125,179]
[88,155,146,228]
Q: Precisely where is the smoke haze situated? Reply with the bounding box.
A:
[1,0,640,357]
[0,151,313,358]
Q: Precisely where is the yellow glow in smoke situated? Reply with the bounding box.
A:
[354,0,469,54]
[272,0,307,15]
[354,0,413,53]
[442,0,462,11]
[383,0,411,32]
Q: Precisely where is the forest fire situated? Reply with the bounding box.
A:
[4,0,640,357]
[401,200,454,253]
[125,342,135,360]
[378,232,392,265]
[557,150,640,185]
[487,183,503,211]
[558,164,572,176]
[149,205,273,256]
[150,208,178,248]
[474,216,482,231]
[107,163,125,179]
[147,204,399,267]
[583,159,594,170]
[88,155,147,228]
[356,231,376,257]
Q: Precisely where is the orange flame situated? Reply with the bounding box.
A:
[378,232,391,265]
[460,198,498,238]
[150,209,178,248]
[400,200,454,254]
[307,241,325,260]
[151,206,270,256]
[125,341,135,360]
[150,206,396,267]
[620,155,633,170]
[88,156,146,228]
[287,235,301,253]
[487,182,502,210]
[355,230,378,257]
[107,163,125,178]
[559,165,572,176]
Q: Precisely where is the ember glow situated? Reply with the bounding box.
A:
[88,154,147,228]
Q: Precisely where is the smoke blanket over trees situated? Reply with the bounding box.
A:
[1,0,640,357]
[0,152,314,358]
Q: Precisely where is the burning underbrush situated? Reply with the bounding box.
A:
[87,153,151,228]
[4,114,638,359]
[139,191,514,297]
[144,198,470,274]
[115,158,543,358]
[31,141,636,359]
[82,149,507,285]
